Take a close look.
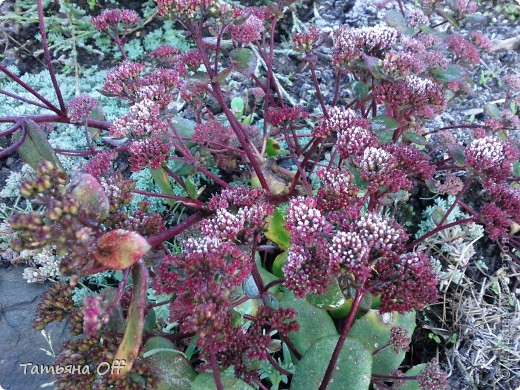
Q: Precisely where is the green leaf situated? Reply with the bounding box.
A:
[231,97,245,116]
[306,278,347,311]
[272,250,288,278]
[69,173,109,221]
[212,66,233,84]
[484,103,501,120]
[434,7,460,28]
[351,81,369,100]
[230,48,257,76]
[361,53,383,79]
[279,291,338,355]
[171,117,196,138]
[385,9,408,29]
[395,364,427,389]
[403,132,429,146]
[184,176,198,199]
[143,336,196,390]
[291,336,372,390]
[192,372,253,390]
[348,310,416,375]
[371,115,399,132]
[112,262,148,380]
[432,64,467,83]
[15,120,64,171]
[265,208,291,250]
[150,167,175,206]
[513,161,520,177]
[266,138,282,156]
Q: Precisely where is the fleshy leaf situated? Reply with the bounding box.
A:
[266,138,282,156]
[69,172,110,221]
[403,132,429,146]
[280,291,338,355]
[230,48,257,76]
[432,64,467,83]
[348,310,416,375]
[265,208,291,250]
[351,80,369,100]
[192,372,253,390]
[371,115,399,131]
[142,336,196,390]
[272,250,288,278]
[291,336,372,390]
[150,167,175,206]
[112,262,148,380]
[15,120,64,171]
[385,9,407,29]
[306,278,346,311]
[484,103,501,120]
[95,230,151,270]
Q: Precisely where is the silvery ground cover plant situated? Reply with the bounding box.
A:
[0,0,519,388]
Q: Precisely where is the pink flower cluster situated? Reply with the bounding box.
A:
[230,14,264,44]
[68,95,99,124]
[82,151,117,180]
[103,61,144,97]
[265,106,309,128]
[465,136,518,182]
[376,76,445,119]
[127,136,171,171]
[91,9,139,31]
[82,295,106,336]
[293,25,321,53]
[202,186,274,242]
[333,24,400,66]
[155,0,217,19]
[445,34,480,65]
[335,120,377,158]
[110,98,168,138]
[313,106,357,138]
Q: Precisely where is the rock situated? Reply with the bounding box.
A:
[0,267,70,389]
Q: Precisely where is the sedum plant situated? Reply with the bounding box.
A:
[0,0,519,388]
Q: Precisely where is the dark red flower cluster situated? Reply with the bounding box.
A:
[376,76,446,120]
[265,106,309,128]
[91,9,139,31]
[293,25,321,53]
[68,94,99,124]
[445,33,480,65]
[127,135,172,171]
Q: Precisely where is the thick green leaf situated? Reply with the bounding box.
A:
[385,9,407,28]
[395,364,427,389]
[371,115,399,132]
[112,262,148,380]
[265,208,291,250]
[69,172,109,220]
[256,262,281,293]
[432,64,467,83]
[230,48,257,76]
[484,103,501,120]
[169,117,196,141]
[351,81,369,100]
[434,7,460,28]
[150,167,175,206]
[192,372,253,390]
[292,336,372,390]
[266,138,282,156]
[348,310,416,376]
[15,120,63,171]
[279,291,338,355]
[272,250,287,278]
[361,53,384,79]
[403,132,428,146]
[513,161,520,177]
[306,278,347,311]
[231,97,245,116]
[142,336,196,390]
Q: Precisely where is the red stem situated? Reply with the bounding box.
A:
[319,290,366,390]
[37,0,66,114]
